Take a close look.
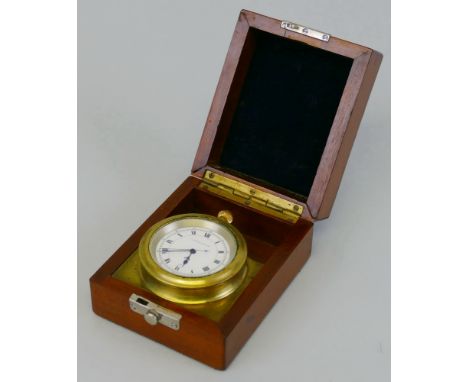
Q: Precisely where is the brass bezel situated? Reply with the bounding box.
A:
[138,213,248,304]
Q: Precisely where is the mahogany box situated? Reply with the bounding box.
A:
[90,9,382,369]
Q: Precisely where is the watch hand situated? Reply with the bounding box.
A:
[162,248,209,253]
[174,248,209,268]
[181,254,192,268]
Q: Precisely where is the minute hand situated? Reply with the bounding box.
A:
[162,249,208,253]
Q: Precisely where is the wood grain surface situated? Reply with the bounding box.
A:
[90,9,381,370]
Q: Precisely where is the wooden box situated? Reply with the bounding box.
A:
[90,9,382,370]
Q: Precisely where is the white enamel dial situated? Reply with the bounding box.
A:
[150,225,236,277]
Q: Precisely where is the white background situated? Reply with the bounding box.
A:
[0,0,467,381]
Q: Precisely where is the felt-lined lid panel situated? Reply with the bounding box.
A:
[193,10,382,220]
[218,29,353,197]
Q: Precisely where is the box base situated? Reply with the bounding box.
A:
[90,176,313,369]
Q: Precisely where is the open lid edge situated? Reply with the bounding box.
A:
[192,10,382,221]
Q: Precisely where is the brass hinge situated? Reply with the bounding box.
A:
[200,170,303,223]
[281,21,330,42]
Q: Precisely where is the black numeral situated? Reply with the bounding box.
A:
[161,248,169,253]
[202,266,210,271]
[166,239,174,244]
[164,258,171,263]
[175,265,180,271]
[191,230,196,235]
[204,232,211,238]
[214,259,220,264]
[218,251,224,253]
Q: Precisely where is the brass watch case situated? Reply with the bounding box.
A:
[138,212,248,304]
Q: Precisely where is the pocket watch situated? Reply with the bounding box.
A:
[138,210,248,304]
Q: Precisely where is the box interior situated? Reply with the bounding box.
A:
[209,28,353,199]
[113,185,312,323]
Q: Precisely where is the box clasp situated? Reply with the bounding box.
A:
[281,21,330,42]
[200,170,303,223]
[129,294,181,330]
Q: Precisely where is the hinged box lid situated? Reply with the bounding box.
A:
[192,10,382,220]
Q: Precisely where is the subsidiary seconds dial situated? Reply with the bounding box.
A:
[150,226,235,277]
